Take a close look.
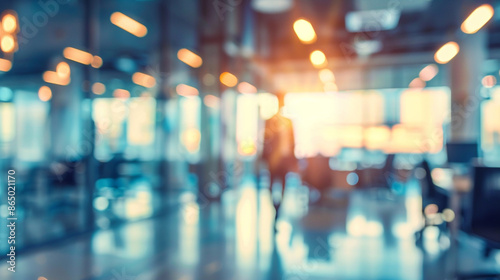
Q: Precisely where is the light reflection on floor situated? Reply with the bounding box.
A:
[0,176,499,280]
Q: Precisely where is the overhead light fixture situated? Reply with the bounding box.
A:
[220,72,238,87]
[1,35,15,53]
[176,84,199,97]
[409,77,425,89]
[237,82,257,94]
[319,69,335,83]
[310,50,327,68]
[56,61,70,78]
[92,82,106,95]
[91,56,103,68]
[63,47,93,65]
[461,4,494,34]
[43,71,70,86]
[346,9,400,32]
[293,19,316,44]
[482,75,497,88]
[177,48,203,68]
[204,95,220,108]
[419,64,438,82]
[252,0,293,14]
[434,42,459,64]
[113,89,130,99]
[0,58,12,71]
[38,86,52,102]
[110,12,147,37]
[2,12,18,33]
[132,72,156,88]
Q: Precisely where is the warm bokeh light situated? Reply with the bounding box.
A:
[257,93,279,120]
[0,58,12,72]
[92,82,106,95]
[237,82,257,94]
[442,208,455,222]
[434,41,459,64]
[1,35,15,53]
[310,50,327,68]
[43,71,70,86]
[482,75,497,88]
[364,126,391,150]
[293,19,316,44]
[238,139,257,156]
[2,13,18,33]
[409,77,425,88]
[113,88,130,99]
[176,84,199,97]
[132,72,156,88]
[324,82,338,92]
[419,64,438,82]
[204,94,220,108]
[110,12,147,37]
[319,69,335,83]
[91,55,103,68]
[63,47,93,65]
[220,72,238,87]
[177,48,203,68]
[38,86,52,102]
[56,61,70,78]
[181,128,201,153]
[461,4,494,34]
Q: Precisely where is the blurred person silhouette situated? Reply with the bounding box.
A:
[262,91,298,224]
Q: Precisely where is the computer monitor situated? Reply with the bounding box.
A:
[464,165,500,245]
[446,142,478,164]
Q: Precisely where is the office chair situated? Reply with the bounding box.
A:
[415,160,449,245]
[457,164,500,279]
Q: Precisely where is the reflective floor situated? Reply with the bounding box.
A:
[1,176,500,280]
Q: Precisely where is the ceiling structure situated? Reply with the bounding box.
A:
[0,0,498,91]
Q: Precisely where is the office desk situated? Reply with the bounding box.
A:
[431,168,472,238]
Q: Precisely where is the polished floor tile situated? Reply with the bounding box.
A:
[1,182,499,280]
